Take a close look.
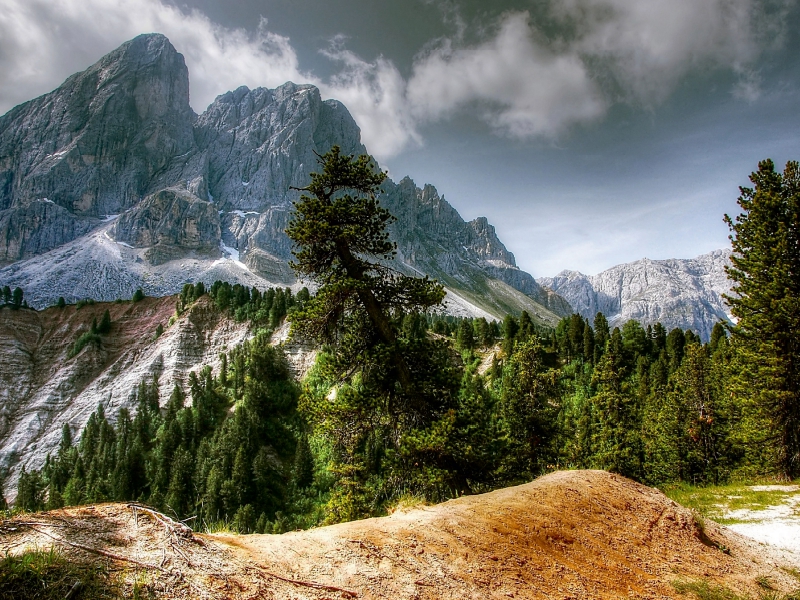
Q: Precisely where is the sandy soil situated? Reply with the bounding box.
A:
[2,470,799,599]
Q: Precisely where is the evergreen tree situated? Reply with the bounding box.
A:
[583,319,595,364]
[98,309,112,334]
[287,147,464,518]
[593,312,610,363]
[518,311,534,340]
[725,159,800,476]
[502,315,519,355]
[501,338,559,477]
[11,287,23,309]
[456,319,476,351]
[710,322,728,351]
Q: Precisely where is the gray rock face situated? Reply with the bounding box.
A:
[0,199,96,262]
[0,33,568,324]
[0,34,195,227]
[538,249,733,341]
[112,188,221,264]
[382,178,570,319]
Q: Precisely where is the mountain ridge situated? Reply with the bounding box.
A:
[538,248,733,341]
[0,33,567,325]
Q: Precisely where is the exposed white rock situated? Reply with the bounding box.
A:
[538,249,733,341]
[0,296,253,502]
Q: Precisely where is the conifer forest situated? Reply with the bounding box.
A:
[9,154,800,535]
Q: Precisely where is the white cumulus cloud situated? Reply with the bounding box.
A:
[0,0,308,113]
[407,11,607,138]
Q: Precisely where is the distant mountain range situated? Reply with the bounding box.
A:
[0,33,568,326]
[538,249,733,341]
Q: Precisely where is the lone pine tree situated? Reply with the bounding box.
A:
[286,147,465,518]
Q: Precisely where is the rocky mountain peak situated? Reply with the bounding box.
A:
[0,33,570,325]
[0,32,195,262]
[538,249,733,341]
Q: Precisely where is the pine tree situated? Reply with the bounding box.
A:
[502,315,519,355]
[583,320,595,364]
[456,319,476,351]
[11,287,23,309]
[500,338,559,477]
[593,312,610,363]
[725,159,800,476]
[98,309,112,334]
[286,147,463,517]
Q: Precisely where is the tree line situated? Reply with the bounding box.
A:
[7,153,799,528]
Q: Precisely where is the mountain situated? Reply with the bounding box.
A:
[537,249,733,341]
[0,33,568,326]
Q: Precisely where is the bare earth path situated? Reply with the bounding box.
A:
[2,470,799,599]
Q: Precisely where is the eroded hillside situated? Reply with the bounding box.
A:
[0,296,253,499]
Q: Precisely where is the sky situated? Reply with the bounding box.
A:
[1,0,799,276]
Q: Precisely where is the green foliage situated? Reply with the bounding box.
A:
[725,159,800,478]
[56,297,66,308]
[0,547,118,600]
[500,338,559,478]
[287,147,505,521]
[67,331,101,359]
[131,289,145,303]
[75,298,95,309]
[97,309,112,334]
[11,287,23,309]
[26,333,312,531]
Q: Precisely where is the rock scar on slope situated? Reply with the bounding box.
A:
[2,470,799,599]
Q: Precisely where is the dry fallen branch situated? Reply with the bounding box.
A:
[127,504,193,539]
[250,565,358,598]
[24,524,163,571]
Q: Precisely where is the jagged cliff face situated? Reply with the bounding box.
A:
[0,34,567,325]
[538,249,733,341]
[0,35,195,261]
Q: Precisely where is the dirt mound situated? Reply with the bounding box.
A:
[2,471,798,599]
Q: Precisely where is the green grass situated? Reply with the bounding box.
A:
[673,579,800,600]
[0,547,119,599]
[662,481,800,524]
[673,580,750,600]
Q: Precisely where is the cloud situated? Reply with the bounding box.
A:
[320,38,422,159]
[0,0,792,162]
[407,11,607,138]
[406,1,790,136]
[552,0,776,104]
